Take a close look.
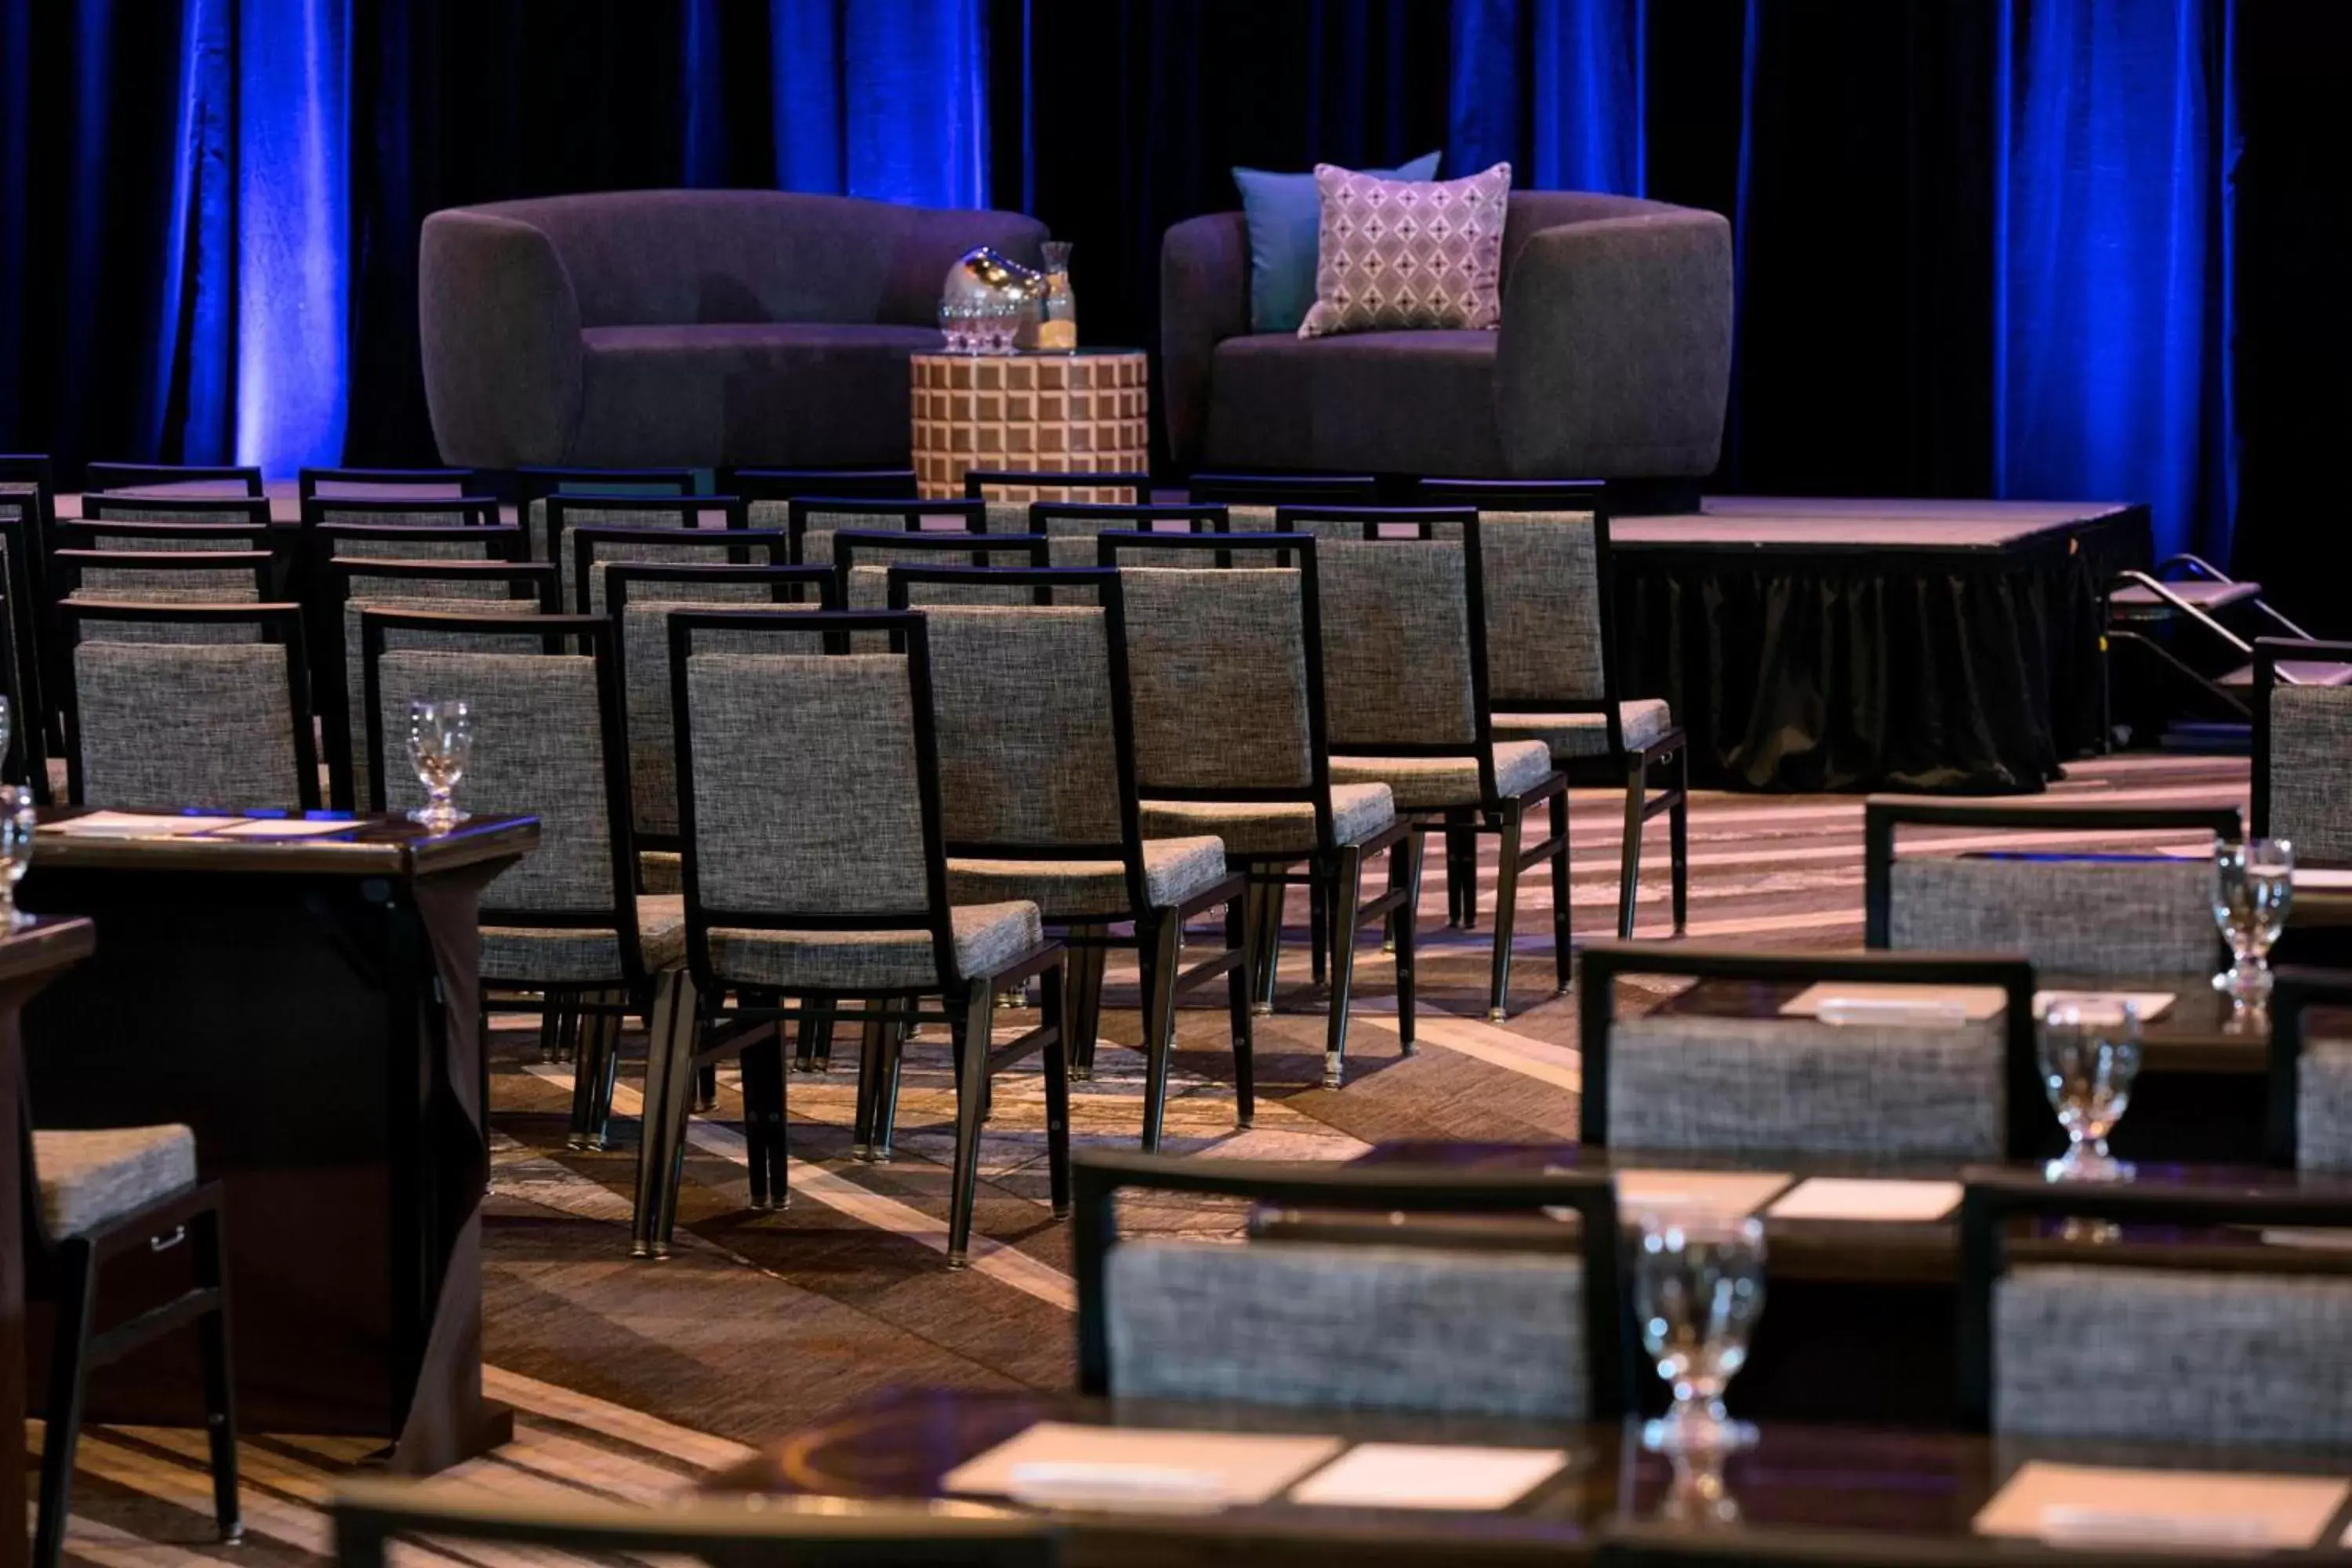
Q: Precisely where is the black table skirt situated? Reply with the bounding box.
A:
[1613,509,2151,793]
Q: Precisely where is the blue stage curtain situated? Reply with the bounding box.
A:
[770,0,991,208]
[1447,0,1646,194]
[1994,0,2239,560]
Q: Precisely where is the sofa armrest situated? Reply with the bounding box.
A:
[1494,209,1733,479]
[1160,212,1252,473]
[419,211,584,467]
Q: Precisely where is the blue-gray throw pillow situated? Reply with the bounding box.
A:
[1233,151,1442,334]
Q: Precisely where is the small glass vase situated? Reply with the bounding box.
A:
[1036,241,1077,351]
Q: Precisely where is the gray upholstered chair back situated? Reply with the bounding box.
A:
[1994,1262,2352,1445]
[1119,568,1315,793]
[622,596,818,838]
[842,546,1039,612]
[2304,1031,2352,1174]
[345,594,543,807]
[372,644,616,914]
[320,531,506,565]
[922,605,1124,848]
[683,648,931,916]
[792,503,980,566]
[575,528,764,615]
[1479,510,1607,706]
[1606,1012,2006,1159]
[1104,1239,1589,1419]
[73,640,301,810]
[539,495,717,610]
[2267,684,2352,862]
[1888,857,2220,978]
[61,547,267,643]
[308,501,489,532]
[1315,539,1479,750]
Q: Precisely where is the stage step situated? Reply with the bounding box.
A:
[2111,579,2264,612]
[2216,659,2352,689]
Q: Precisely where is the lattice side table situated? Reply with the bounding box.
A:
[910,349,1149,502]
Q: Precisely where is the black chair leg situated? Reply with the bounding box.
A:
[1617,755,1646,940]
[1323,846,1365,1088]
[1226,895,1256,1127]
[1138,915,1182,1152]
[193,1205,241,1544]
[695,1062,718,1112]
[1308,879,1329,987]
[946,983,996,1266]
[741,1023,789,1211]
[1550,788,1573,996]
[1040,963,1073,1219]
[1489,804,1524,1022]
[537,997,561,1062]
[1670,746,1691,935]
[1067,931,1107,1080]
[1392,830,1423,1054]
[34,1240,97,1568]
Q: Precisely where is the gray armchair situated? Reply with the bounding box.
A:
[419,190,1045,469]
[1161,191,1732,480]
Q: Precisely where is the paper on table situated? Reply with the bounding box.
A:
[1780,982,2007,1023]
[1615,1169,1793,1218]
[204,818,363,839]
[2299,868,2352,891]
[942,1423,1342,1510]
[2034,989,2176,1025]
[1975,1461,2347,1550]
[42,811,248,837]
[1766,1178,1964,1223]
[1288,1444,1567,1511]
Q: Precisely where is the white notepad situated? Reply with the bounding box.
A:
[204,818,363,838]
[2034,989,2176,1024]
[1614,1169,1793,1218]
[941,1423,1341,1511]
[1779,982,2007,1024]
[42,811,248,837]
[1976,1461,2348,1550]
[1766,1178,1964,1223]
[1288,1444,1566,1511]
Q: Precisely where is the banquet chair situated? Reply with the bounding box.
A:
[965,467,1152,506]
[1098,530,1416,1086]
[1283,506,1570,1021]
[572,519,786,615]
[1958,1169,2352,1445]
[1,510,47,797]
[1576,942,2042,1159]
[1073,1149,1628,1418]
[541,491,746,612]
[1027,500,1226,567]
[2253,636,2352,862]
[58,600,318,811]
[298,490,499,532]
[82,460,261,496]
[1864,798,2240,982]
[297,464,480,502]
[361,609,691,1157]
[333,1479,1059,1568]
[837,529,1051,609]
[24,1117,238,1568]
[662,608,1070,1263]
[515,465,696,575]
[786,495,988,566]
[893,564,1253,1148]
[2268,967,2352,1171]
[318,556,556,810]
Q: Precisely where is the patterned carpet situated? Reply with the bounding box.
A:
[47,753,2250,1563]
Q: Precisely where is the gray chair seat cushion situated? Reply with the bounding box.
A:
[1995,1264,2352,1445]
[482,894,688,985]
[947,836,1228,919]
[707,900,1043,992]
[1201,330,1504,476]
[1494,699,1675,760]
[1888,857,2220,979]
[1329,740,1553,810]
[33,1124,198,1238]
[574,322,940,469]
[1141,783,1395,859]
[2299,1036,2352,1173]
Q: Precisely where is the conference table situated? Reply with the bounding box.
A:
[15,808,537,1472]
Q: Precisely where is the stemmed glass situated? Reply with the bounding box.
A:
[406,699,474,831]
[0,782,31,932]
[1634,1207,1766,1454]
[2213,838,2294,1011]
[2038,1001,2142,1181]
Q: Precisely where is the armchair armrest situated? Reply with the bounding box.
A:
[419,211,585,467]
[1160,212,1252,473]
[1494,209,1733,479]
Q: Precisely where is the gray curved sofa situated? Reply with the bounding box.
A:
[1161,191,1733,480]
[419,190,1046,468]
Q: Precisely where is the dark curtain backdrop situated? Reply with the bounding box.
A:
[3,1,2347,620]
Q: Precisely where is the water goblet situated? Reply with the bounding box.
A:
[406,699,474,831]
[2038,1000,2142,1181]
[0,783,31,932]
[937,298,967,353]
[1635,1207,1766,1454]
[2213,837,2294,1010]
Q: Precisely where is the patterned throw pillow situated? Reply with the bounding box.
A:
[1298,162,1513,339]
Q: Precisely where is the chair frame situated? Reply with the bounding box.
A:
[2267,965,2352,1169]
[1028,500,1229,540]
[890,563,1255,1150]
[1955,1166,2352,1431]
[315,557,559,810]
[540,492,748,606]
[1861,797,2245,949]
[56,598,321,811]
[1070,1148,1631,1417]
[78,492,274,528]
[297,466,480,501]
[0,510,48,800]
[784,495,989,564]
[1273,504,1572,1022]
[82,461,263,496]
[964,468,1153,506]
[2252,634,2352,844]
[1185,473,1379,506]
[1574,942,2042,1156]
[296,492,500,530]
[722,466,920,503]
[664,608,1071,1264]
[1095,529,1420,1087]
[835,529,1051,602]
[572,524,794,615]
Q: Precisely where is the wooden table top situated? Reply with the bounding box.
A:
[0,916,96,983]
[29,809,538,877]
[706,1388,2352,1563]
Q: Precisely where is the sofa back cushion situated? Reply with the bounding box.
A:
[452,190,1045,330]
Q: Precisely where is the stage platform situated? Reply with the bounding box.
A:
[1613,496,2150,793]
